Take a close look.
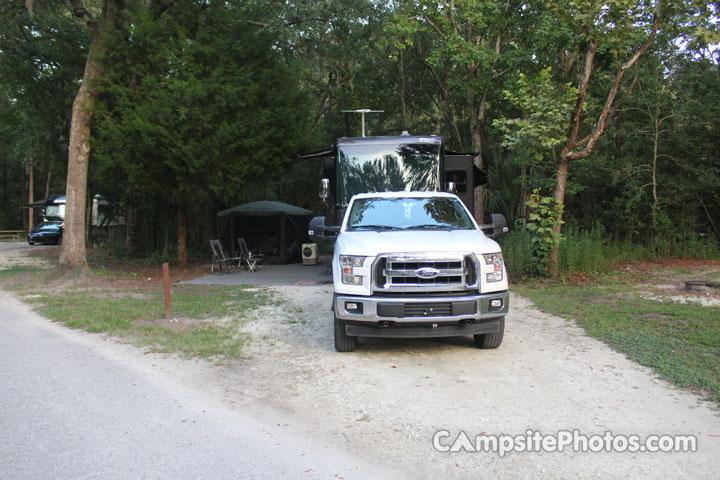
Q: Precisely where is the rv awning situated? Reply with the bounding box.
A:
[297,148,333,160]
[22,199,48,209]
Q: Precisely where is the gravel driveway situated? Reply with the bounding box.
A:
[228,285,720,479]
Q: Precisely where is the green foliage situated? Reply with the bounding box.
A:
[89,1,317,253]
[1,0,718,254]
[564,50,719,246]
[499,230,536,280]
[95,1,313,195]
[0,3,86,228]
[525,189,564,276]
[485,145,524,227]
[385,0,527,150]
[503,223,720,281]
[557,224,614,276]
[494,67,579,165]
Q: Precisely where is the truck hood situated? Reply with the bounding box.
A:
[336,230,501,257]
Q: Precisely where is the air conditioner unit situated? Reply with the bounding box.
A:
[302,243,318,265]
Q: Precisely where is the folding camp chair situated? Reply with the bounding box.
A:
[210,239,242,273]
[237,238,264,272]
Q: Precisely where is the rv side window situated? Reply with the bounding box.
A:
[446,170,468,193]
[45,205,65,218]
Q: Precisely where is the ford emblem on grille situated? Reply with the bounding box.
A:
[415,267,440,279]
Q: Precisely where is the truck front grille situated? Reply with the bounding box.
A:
[374,254,477,292]
[386,260,462,286]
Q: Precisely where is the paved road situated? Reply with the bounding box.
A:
[0,290,399,480]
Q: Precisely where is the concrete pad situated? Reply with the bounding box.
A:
[180,262,333,286]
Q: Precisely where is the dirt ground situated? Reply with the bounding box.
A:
[3,243,720,479]
[621,259,720,307]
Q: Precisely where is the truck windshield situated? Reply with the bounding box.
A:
[36,221,62,230]
[346,197,476,231]
[337,142,442,206]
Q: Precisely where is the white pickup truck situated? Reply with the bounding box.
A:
[332,191,509,352]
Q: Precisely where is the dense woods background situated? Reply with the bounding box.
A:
[1,0,718,274]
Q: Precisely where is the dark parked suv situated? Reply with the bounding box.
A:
[28,221,63,245]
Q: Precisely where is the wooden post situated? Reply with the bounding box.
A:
[162,262,171,319]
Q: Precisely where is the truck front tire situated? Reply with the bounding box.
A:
[334,315,358,352]
[474,317,505,349]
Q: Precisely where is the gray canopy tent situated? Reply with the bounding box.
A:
[216,200,313,262]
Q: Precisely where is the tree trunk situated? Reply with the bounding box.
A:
[470,115,484,223]
[468,14,505,223]
[344,111,352,137]
[614,111,624,164]
[1,156,7,224]
[470,81,494,223]
[434,84,449,136]
[651,110,660,230]
[398,49,408,132]
[204,197,216,245]
[520,165,530,225]
[28,164,34,231]
[58,40,98,269]
[549,157,570,277]
[177,197,187,269]
[44,171,51,199]
[58,0,118,271]
[124,197,136,253]
[547,6,658,277]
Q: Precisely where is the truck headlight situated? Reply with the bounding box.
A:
[482,253,504,283]
[340,255,366,285]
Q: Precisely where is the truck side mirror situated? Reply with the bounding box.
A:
[308,216,339,243]
[319,178,329,201]
[479,213,509,240]
[489,213,509,240]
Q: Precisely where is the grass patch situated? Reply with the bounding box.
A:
[516,276,720,404]
[0,266,44,278]
[1,268,274,360]
[134,324,249,358]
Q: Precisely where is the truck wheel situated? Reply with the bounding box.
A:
[474,317,505,349]
[334,315,358,352]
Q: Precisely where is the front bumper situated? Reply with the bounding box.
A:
[334,290,509,324]
[345,318,503,338]
[28,233,61,244]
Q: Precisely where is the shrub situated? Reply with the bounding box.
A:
[500,223,719,281]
